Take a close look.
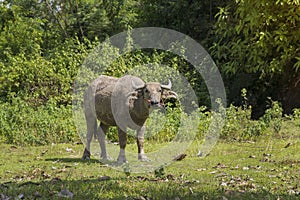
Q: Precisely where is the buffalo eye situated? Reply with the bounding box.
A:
[145,89,149,93]
[158,89,162,93]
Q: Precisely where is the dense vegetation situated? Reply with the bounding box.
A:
[0,0,300,145]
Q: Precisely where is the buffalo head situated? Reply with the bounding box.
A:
[132,79,178,108]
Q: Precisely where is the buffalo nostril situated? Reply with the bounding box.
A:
[151,101,158,105]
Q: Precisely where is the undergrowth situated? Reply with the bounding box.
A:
[0,97,77,145]
[0,89,298,146]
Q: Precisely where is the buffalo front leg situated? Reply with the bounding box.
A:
[117,128,127,164]
[137,124,150,162]
[95,123,109,160]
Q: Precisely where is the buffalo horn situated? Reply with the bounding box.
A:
[161,79,172,90]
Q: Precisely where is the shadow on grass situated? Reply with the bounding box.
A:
[45,157,100,163]
[45,158,126,168]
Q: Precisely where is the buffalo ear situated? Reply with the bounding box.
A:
[132,80,145,91]
[162,90,178,100]
[131,80,145,97]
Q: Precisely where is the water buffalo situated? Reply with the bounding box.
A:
[82,75,177,163]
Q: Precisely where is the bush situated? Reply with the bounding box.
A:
[221,90,284,140]
[145,106,182,143]
[259,100,283,134]
[292,108,300,120]
[0,98,77,146]
[221,104,252,139]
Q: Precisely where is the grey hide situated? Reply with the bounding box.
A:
[82,75,178,163]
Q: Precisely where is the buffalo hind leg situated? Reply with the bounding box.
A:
[96,123,109,160]
[137,124,150,162]
[117,128,127,164]
[82,116,97,160]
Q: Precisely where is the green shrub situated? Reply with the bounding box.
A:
[292,108,300,119]
[259,100,283,134]
[221,89,251,139]
[221,95,284,141]
[0,98,77,146]
[221,103,252,139]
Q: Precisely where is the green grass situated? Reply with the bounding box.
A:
[1,131,299,199]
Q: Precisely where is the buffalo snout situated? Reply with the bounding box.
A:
[150,100,159,105]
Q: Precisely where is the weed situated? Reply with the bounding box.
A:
[260,99,283,134]
[154,165,166,178]
[293,108,300,120]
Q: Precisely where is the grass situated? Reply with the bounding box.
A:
[0,129,299,200]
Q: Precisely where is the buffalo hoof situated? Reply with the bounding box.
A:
[100,155,113,162]
[138,154,151,162]
[82,148,91,160]
[117,156,127,164]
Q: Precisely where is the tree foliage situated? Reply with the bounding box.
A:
[211,0,300,76]
[211,0,300,113]
[0,0,140,104]
[139,0,230,46]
